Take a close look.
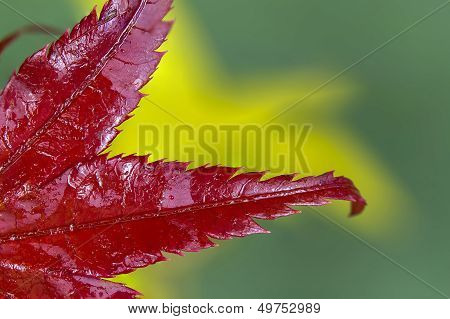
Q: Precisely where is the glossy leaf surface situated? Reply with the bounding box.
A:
[0,0,172,196]
[0,0,366,298]
[1,155,365,298]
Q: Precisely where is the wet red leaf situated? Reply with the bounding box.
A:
[0,0,366,298]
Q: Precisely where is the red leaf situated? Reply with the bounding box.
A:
[0,0,172,196]
[1,155,365,298]
[0,0,366,298]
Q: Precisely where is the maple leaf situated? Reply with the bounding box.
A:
[0,0,366,298]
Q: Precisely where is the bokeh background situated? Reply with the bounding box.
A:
[0,0,449,298]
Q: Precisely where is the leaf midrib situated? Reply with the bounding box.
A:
[0,182,350,243]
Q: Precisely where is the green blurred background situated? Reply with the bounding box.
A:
[1,0,449,298]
